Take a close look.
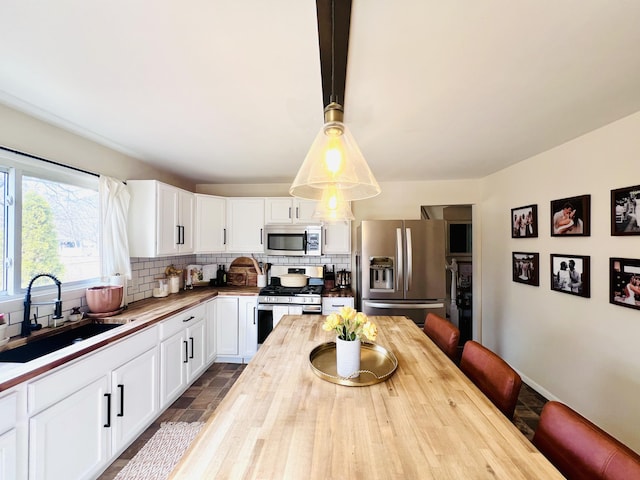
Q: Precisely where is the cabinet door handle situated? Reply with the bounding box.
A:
[189,337,194,359]
[117,384,125,417]
[104,393,111,428]
[288,206,291,219]
[253,306,257,325]
[176,225,181,245]
[296,207,299,219]
[182,315,195,323]
[224,228,226,245]
[260,228,263,245]
[324,228,327,245]
[184,340,189,363]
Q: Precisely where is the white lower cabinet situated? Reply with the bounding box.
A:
[0,429,17,480]
[111,347,158,452]
[214,296,258,363]
[206,300,217,364]
[0,389,22,480]
[159,304,207,409]
[13,295,254,479]
[27,326,159,480]
[29,376,110,480]
[322,296,354,315]
[239,296,258,361]
[215,296,240,358]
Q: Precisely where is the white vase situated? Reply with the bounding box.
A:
[336,336,361,378]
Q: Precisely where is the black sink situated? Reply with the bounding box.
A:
[0,323,121,363]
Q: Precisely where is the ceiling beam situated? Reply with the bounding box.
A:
[315,0,352,110]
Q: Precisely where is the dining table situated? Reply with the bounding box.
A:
[169,315,563,479]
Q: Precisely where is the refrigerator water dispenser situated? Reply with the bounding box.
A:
[370,257,394,290]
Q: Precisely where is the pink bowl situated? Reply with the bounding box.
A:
[86,285,123,313]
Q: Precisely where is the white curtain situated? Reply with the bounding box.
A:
[100,175,132,280]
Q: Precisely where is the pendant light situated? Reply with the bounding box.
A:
[290,0,380,213]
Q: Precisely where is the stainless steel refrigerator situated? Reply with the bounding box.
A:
[356,220,446,327]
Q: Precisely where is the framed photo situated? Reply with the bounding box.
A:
[550,254,590,297]
[550,194,591,236]
[611,185,640,236]
[511,204,538,238]
[512,252,539,286]
[610,258,640,310]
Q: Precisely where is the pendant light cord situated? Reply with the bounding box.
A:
[330,0,336,105]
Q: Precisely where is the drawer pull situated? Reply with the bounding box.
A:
[104,393,111,428]
[182,315,195,323]
[117,384,125,417]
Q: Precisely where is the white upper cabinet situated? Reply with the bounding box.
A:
[323,222,351,254]
[195,194,226,253]
[265,198,317,224]
[226,198,265,252]
[127,180,194,257]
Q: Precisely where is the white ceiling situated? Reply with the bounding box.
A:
[2,1,640,185]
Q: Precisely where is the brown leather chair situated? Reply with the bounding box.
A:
[459,340,522,419]
[423,313,460,362]
[533,401,640,479]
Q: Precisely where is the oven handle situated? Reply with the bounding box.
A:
[257,303,274,311]
[364,301,445,309]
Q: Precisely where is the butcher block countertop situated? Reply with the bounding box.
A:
[170,315,563,479]
[321,287,354,298]
[0,286,259,391]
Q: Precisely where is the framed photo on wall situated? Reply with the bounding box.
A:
[512,252,539,286]
[511,204,538,238]
[611,185,640,236]
[550,194,591,236]
[550,254,590,297]
[610,257,640,310]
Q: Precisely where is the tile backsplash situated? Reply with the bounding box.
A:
[127,253,350,304]
[0,253,351,339]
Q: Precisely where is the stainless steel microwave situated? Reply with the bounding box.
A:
[264,225,322,256]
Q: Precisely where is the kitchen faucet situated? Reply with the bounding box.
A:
[22,273,63,337]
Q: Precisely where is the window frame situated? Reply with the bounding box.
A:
[1,148,101,298]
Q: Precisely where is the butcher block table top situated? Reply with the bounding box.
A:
[170,315,562,479]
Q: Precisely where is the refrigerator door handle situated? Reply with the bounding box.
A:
[364,301,445,309]
[406,227,413,292]
[396,228,403,292]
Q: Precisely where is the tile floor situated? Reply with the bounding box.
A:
[98,363,547,479]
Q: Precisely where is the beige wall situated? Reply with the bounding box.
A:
[480,110,640,452]
[0,103,193,189]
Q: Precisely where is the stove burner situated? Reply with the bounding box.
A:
[259,284,323,296]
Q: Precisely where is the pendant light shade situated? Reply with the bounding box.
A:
[290,103,380,201]
[312,182,355,222]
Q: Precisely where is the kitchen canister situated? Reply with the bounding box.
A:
[168,275,180,293]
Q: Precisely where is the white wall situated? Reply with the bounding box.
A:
[480,110,640,453]
[0,103,194,190]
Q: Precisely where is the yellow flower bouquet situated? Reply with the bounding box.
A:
[322,306,377,342]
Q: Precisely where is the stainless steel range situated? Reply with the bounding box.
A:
[257,265,323,344]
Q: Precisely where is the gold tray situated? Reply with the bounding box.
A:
[309,341,398,387]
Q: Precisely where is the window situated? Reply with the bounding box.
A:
[1,169,7,292]
[1,149,100,295]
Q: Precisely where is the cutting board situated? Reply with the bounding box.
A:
[227,257,258,287]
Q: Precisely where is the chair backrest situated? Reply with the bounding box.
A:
[459,340,522,419]
[533,401,640,480]
[423,313,460,362]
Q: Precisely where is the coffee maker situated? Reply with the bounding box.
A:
[336,269,351,289]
